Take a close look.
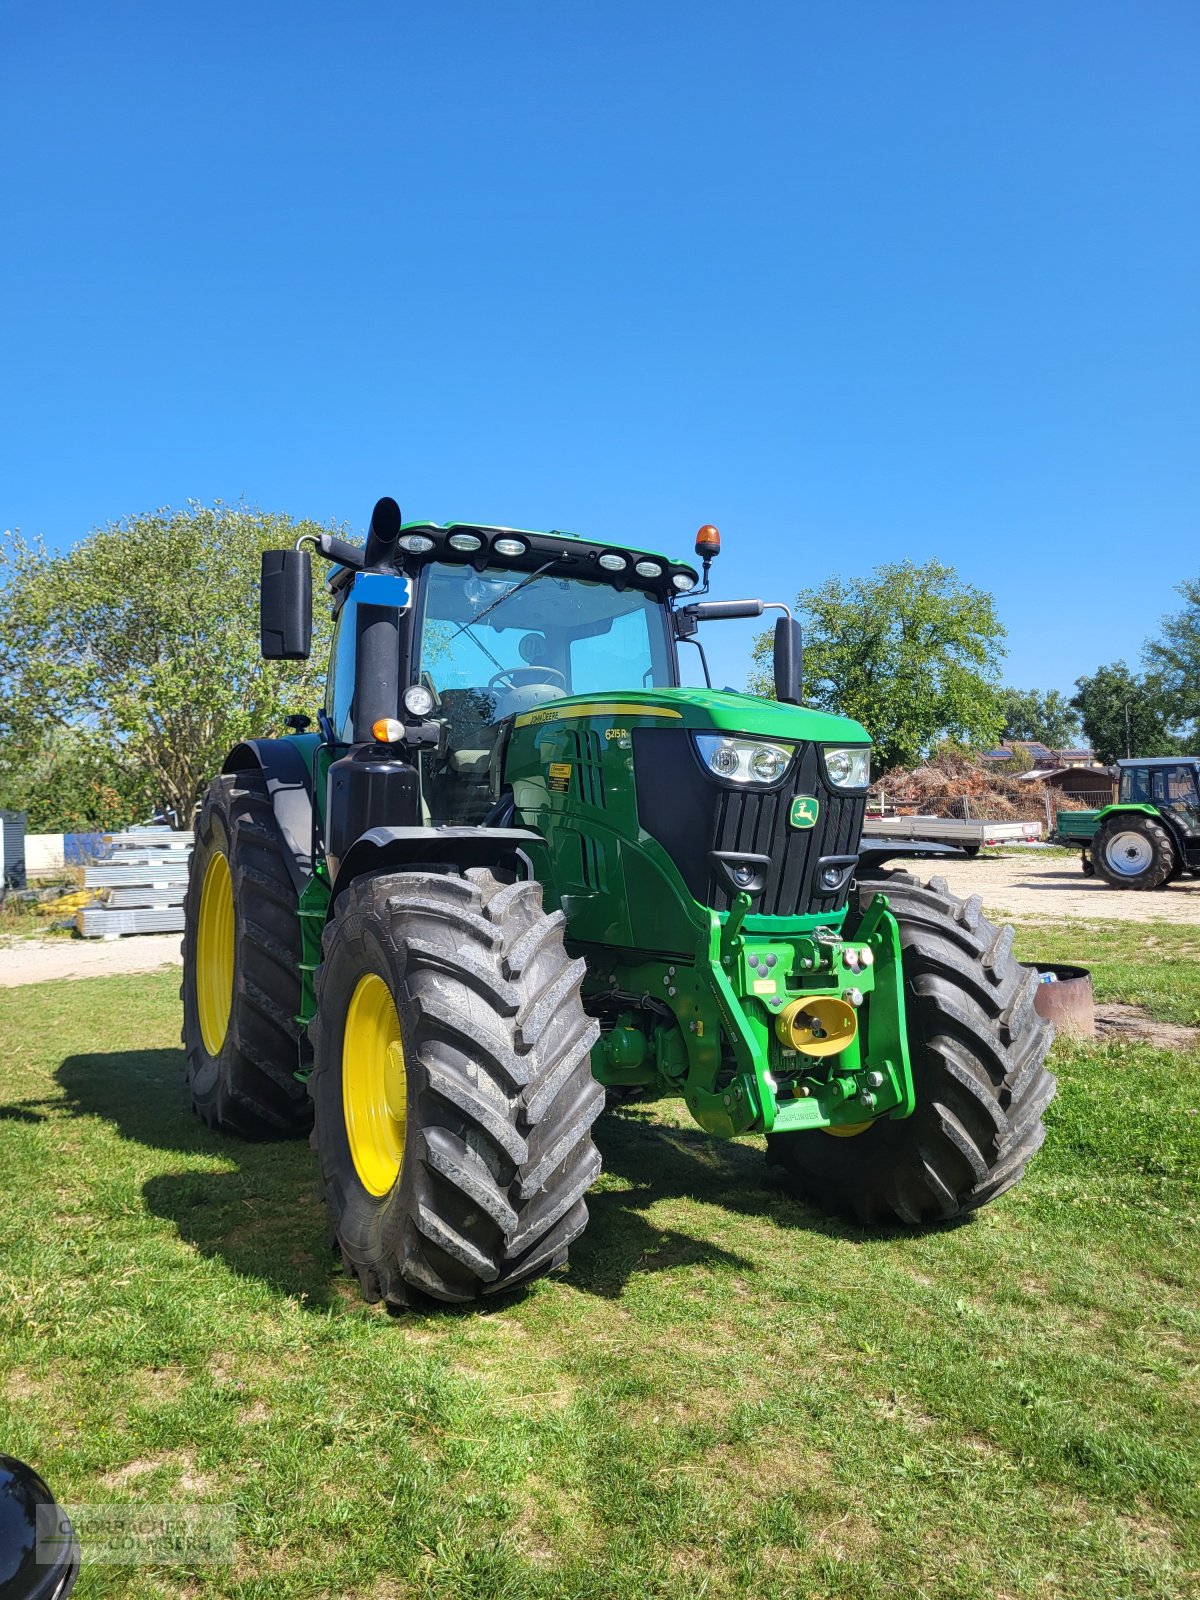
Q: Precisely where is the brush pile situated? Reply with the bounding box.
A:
[870,750,1091,821]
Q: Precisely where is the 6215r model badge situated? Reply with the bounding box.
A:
[789,795,820,830]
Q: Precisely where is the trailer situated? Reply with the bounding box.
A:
[863,815,1042,856]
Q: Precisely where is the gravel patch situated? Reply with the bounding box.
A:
[902,853,1200,924]
[0,933,183,988]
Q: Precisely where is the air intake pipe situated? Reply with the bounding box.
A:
[352,497,406,741]
[363,496,402,570]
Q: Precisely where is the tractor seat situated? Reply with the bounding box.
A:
[491,681,566,718]
[437,688,499,771]
[430,683,566,821]
[446,684,564,774]
[449,747,493,777]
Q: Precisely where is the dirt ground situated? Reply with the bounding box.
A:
[910,851,1200,925]
[0,932,183,989]
[0,853,1196,990]
[1094,1003,1199,1052]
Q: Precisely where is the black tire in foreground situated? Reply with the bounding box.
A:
[1092,814,1176,890]
[309,868,603,1308]
[181,771,312,1138]
[766,873,1056,1226]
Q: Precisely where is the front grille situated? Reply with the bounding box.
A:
[633,730,865,919]
[710,743,863,915]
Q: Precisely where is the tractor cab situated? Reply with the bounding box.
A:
[397,545,677,824]
[315,519,696,827]
[306,510,804,835]
[1118,757,1200,834]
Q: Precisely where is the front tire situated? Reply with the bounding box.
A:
[766,874,1056,1226]
[309,868,603,1307]
[1092,815,1175,890]
[181,772,311,1138]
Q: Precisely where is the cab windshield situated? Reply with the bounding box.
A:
[414,563,675,824]
[416,563,675,711]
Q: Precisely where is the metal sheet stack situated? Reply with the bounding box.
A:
[76,829,193,938]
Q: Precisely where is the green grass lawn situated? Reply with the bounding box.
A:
[1,923,1197,1599]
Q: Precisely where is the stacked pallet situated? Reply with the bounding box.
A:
[76,829,193,938]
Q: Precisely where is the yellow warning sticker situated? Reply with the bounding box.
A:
[548,762,572,794]
[753,978,776,995]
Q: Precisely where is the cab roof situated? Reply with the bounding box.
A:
[389,521,700,602]
[1116,756,1199,767]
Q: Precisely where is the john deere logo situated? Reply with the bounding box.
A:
[789,795,820,830]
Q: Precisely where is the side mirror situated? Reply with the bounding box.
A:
[0,1453,80,1598]
[774,616,803,704]
[260,550,312,660]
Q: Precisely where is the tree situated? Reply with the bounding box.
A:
[998,687,1081,750]
[0,728,157,833]
[0,504,342,828]
[1144,576,1200,745]
[748,559,1006,772]
[1070,662,1180,765]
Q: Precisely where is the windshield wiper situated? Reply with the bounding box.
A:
[447,558,559,645]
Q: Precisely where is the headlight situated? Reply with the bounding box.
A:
[403,684,436,719]
[823,746,870,788]
[694,735,794,785]
[397,533,435,554]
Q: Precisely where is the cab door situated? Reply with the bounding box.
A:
[1154,765,1200,841]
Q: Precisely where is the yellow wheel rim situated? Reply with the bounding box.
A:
[342,973,407,1196]
[823,1120,875,1138]
[196,849,234,1055]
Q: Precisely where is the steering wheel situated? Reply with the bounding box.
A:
[487,666,567,691]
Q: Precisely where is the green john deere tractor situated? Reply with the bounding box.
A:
[181,498,1056,1308]
[1053,757,1200,890]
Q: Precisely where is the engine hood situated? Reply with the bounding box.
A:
[512,687,869,746]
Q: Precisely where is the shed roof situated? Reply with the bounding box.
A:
[1015,766,1115,785]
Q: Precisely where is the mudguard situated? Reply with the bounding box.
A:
[330,825,542,902]
[1093,803,1161,825]
[223,737,317,892]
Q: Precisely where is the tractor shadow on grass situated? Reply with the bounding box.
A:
[50,1049,914,1313]
[563,1108,896,1299]
[56,1047,336,1308]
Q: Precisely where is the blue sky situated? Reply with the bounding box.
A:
[2,2,1197,697]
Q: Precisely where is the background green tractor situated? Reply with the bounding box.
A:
[180,497,1056,1308]
[1053,757,1200,889]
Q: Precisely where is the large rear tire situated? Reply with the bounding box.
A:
[181,772,311,1138]
[1092,814,1175,890]
[766,874,1056,1225]
[309,868,603,1308]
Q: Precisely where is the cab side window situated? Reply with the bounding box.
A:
[1162,767,1197,805]
[324,594,359,743]
[1121,767,1152,803]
